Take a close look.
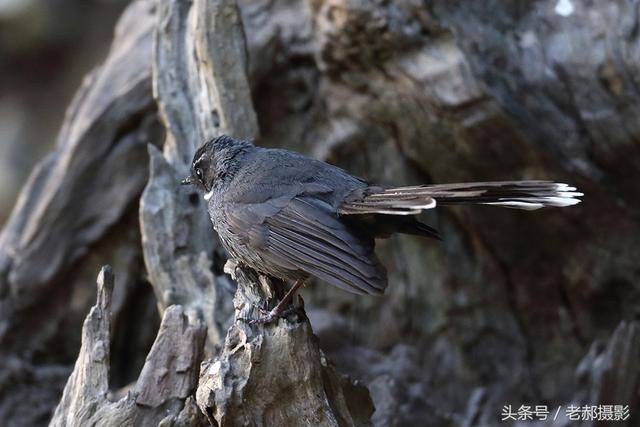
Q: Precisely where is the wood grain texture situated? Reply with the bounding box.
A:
[50,266,208,427]
[196,263,374,426]
[0,1,161,425]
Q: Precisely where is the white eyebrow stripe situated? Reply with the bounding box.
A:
[194,152,207,166]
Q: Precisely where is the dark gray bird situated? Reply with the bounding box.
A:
[182,135,582,323]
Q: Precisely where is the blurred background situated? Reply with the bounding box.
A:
[0,0,127,223]
[1,0,639,426]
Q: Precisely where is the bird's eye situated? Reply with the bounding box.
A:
[195,168,203,179]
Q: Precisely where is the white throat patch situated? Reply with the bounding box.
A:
[204,189,214,201]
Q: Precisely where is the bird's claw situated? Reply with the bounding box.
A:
[239,309,277,325]
[238,305,301,325]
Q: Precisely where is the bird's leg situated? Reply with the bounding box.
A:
[272,294,305,319]
[246,279,305,324]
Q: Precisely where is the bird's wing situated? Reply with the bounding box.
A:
[224,195,387,295]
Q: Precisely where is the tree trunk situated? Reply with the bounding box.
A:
[1,0,639,426]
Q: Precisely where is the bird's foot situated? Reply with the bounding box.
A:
[240,296,304,325]
[242,308,278,325]
[239,279,306,325]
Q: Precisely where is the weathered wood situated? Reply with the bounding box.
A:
[50,266,208,427]
[139,0,260,352]
[241,1,640,423]
[196,263,374,426]
[140,144,232,352]
[0,0,156,296]
[154,0,258,166]
[0,1,160,425]
[3,0,640,425]
[50,266,114,426]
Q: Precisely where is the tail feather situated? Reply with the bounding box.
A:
[339,181,582,215]
[424,181,582,210]
[397,219,442,240]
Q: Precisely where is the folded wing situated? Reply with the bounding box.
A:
[225,196,387,295]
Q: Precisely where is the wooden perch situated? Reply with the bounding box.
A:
[50,265,208,426]
[196,263,374,426]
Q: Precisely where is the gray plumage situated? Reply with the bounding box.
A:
[183,135,582,296]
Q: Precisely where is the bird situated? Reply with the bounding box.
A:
[181,135,582,323]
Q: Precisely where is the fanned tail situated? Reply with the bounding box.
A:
[417,180,583,210]
[339,181,582,215]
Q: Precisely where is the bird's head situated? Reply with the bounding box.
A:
[181,135,253,195]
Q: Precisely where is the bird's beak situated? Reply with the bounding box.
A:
[181,176,192,185]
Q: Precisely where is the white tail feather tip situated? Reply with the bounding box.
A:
[542,196,581,207]
[484,201,545,210]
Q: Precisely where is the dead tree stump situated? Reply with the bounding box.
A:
[196,263,374,426]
